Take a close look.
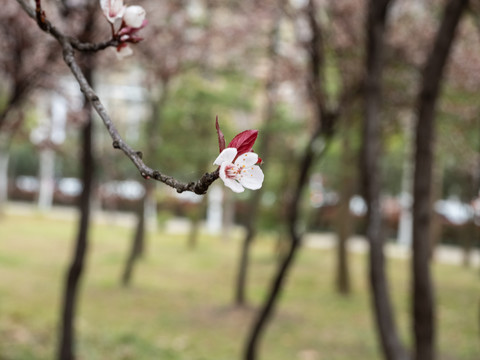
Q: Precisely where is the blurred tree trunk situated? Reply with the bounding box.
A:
[0,152,8,212]
[274,148,297,260]
[361,1,409,360]
[234,167,264,305]
[0,108,26,216]
[334,119,355,295]
[244,123,331,360]
[122,193,146,286]
[243,0,344,357]
[57,5,97,357]
[234,3,282,307]
[188,198,205,249]
[412,1,468,360]
[222,188,234,242]
[0,134,10,217]
[122,82,169,286]
[57,55,94,360]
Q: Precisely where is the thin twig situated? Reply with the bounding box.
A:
[16,0,219,194]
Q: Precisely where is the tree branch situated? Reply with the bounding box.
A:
[16,0,219,194]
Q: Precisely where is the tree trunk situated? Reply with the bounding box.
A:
[0,120,19,216]
[122,193,146,286]
[187,212,201,249]
[362,1,409,359]
[243,125,327,360]
[235,188,264,306]
[235,224,255,306]
[335,123,355,295]
[188,198,205,249]
[222,188,234,241]
[57,67,94,360]
[57,9,97,355]
[0,136,10,217]
[243,0,356,356]
[412,1,468,360]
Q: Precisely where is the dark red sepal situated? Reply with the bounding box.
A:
[228,129,258,157]
[215,116,226,153]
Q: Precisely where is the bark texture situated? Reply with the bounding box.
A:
[412,1,468,359]
[57,7,96,357]
[361,1,409,359]
[243,125,328,360]
[243,0,352,357]
[57,60,94,360]
[122,194,146,286]
[335,122,355,295]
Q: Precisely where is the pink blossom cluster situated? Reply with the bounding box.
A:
[99,0,147,58]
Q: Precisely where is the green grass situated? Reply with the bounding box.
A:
[0,213,478,360]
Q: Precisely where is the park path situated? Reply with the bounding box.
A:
[303,233,480,268]
[4,201,479,268]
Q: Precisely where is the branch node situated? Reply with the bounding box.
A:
[153,171,161,179]
[112,140,120,149]
[136,151,143,159]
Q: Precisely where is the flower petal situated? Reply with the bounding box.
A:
[100,0,125,23]
[219,162,228,182]
[219,162,244,192]
[213,148,237,166]
[234,152,258,167]
[238,165,264,190]
[113,17,123,32]
[124,5,146,28]
[222,178,245,193]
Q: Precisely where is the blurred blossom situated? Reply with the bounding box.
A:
[99,0,147,58]
[123,5,146,28]
[100,0,126,30]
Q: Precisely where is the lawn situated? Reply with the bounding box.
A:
[0,212,478,360]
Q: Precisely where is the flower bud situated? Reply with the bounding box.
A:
[124,5,146,28]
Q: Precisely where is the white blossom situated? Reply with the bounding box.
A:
[100,0,125,26]
[213,148,264,193]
